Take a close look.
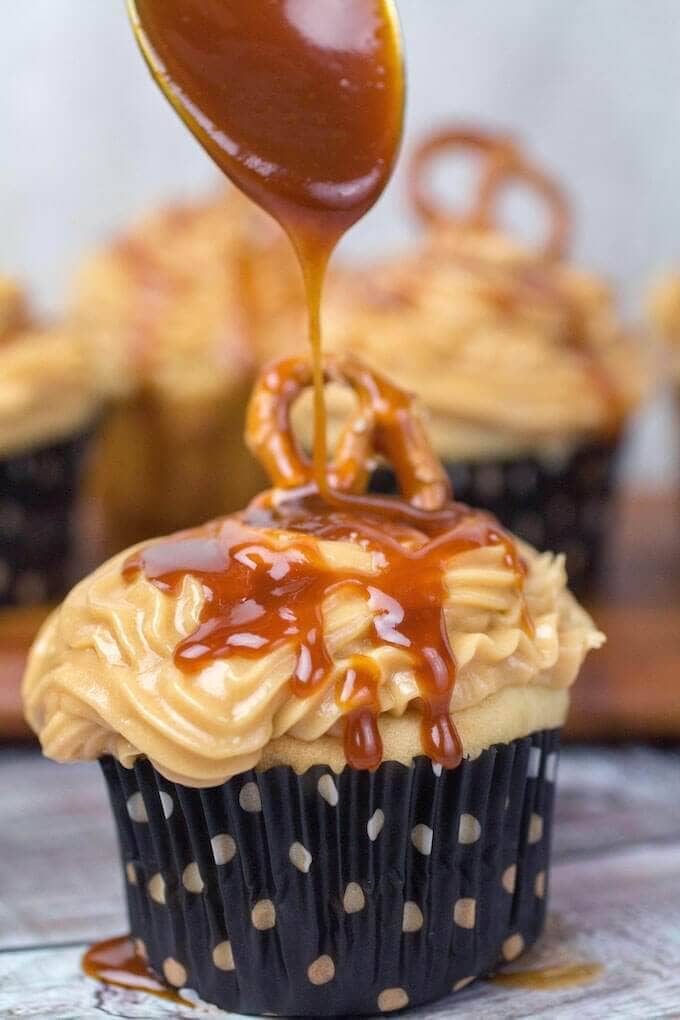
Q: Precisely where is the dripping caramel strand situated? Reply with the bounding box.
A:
[124,358,533,772]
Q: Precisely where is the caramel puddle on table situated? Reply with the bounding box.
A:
[488,961,604,991]
[83,936,191,1006]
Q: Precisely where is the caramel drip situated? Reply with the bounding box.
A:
[489,961,604,991]
[124,487,531,772]
[82,936,190,1006]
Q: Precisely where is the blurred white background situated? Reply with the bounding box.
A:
[1,1,678,485]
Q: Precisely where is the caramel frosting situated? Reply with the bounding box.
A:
[268,227,648,461]
[0,281,99,457]
[23,508,602,787]
[69,189,300,403]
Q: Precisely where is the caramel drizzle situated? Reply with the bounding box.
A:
[407,125,625,429]
[124,359,532,773]
[82,936,189,1006]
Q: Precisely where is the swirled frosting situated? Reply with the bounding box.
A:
[265,227,649,459]
[69,189,299,402]
[0,277,100,458]
[24,515,602,787]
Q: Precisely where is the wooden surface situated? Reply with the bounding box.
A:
[1,745,679,1018]
[2,490,680,743]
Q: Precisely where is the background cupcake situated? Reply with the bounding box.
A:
[70,188,303,553]
[0,276,100,609]
[264,128,652,595]
[23,360,603,1016]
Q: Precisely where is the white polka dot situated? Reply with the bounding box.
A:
[453,976,475,992]
[527,746,541,778]
[148,872,166,904]
[159,791,174,819]
[239,782,262,813]
[402,901,423,933]
[211,833,237,865]
[212,941,235,971]
[289,842,312,873]
[378,988,409,1012]
[367,809,385,842]
[182,862,204,894]
[307,955,335,986]
[545,752,558,783]
[432,762,443,778]
[534,870,546,898]
[251,899,276,930]
[458,814,481,844]
[125,862,137,885]
[126,793,148,823]
[163,958,187,987]
[453,898,476,929]
[343,882,365,914]
[502,864,517,894]
[528,813,544,844]
[502,933,525,961]
[317,774,339,806]
[411,824,433,856]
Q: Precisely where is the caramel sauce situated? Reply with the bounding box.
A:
[129,0,404,489]
[82,936,190,1005]
[123,3,531,774]
[124,484,531,771]
[489,961,604,991]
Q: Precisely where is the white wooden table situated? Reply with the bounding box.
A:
[1,746,679,1019]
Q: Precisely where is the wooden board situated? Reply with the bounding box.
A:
[2,492,680,742]
[1,746,679,1017]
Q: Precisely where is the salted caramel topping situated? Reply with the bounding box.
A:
[124,357,536,772]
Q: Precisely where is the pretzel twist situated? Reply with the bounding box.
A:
[246,356,450,511]
[409,125,570,260]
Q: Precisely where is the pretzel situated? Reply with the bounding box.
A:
[408,125,570,260]
[246,356,450,511]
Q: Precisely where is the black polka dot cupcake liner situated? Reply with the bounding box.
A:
[0,429,94,608]
[371,440,619,597]
[100,727,560,1016]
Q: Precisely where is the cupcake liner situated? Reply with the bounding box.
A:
[372,440,619,596]
[100,727,560,1016]
[0,428,93,607]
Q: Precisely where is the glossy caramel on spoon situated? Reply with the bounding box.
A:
[128,0,404,485]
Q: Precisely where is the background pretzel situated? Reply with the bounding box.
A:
[246,356,450,510]
[408,125,571,260]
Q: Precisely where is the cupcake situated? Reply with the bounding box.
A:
[265,128,650,594]
[24,357,603,1015]
[70,188,303,552]
[0,277,100,608]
